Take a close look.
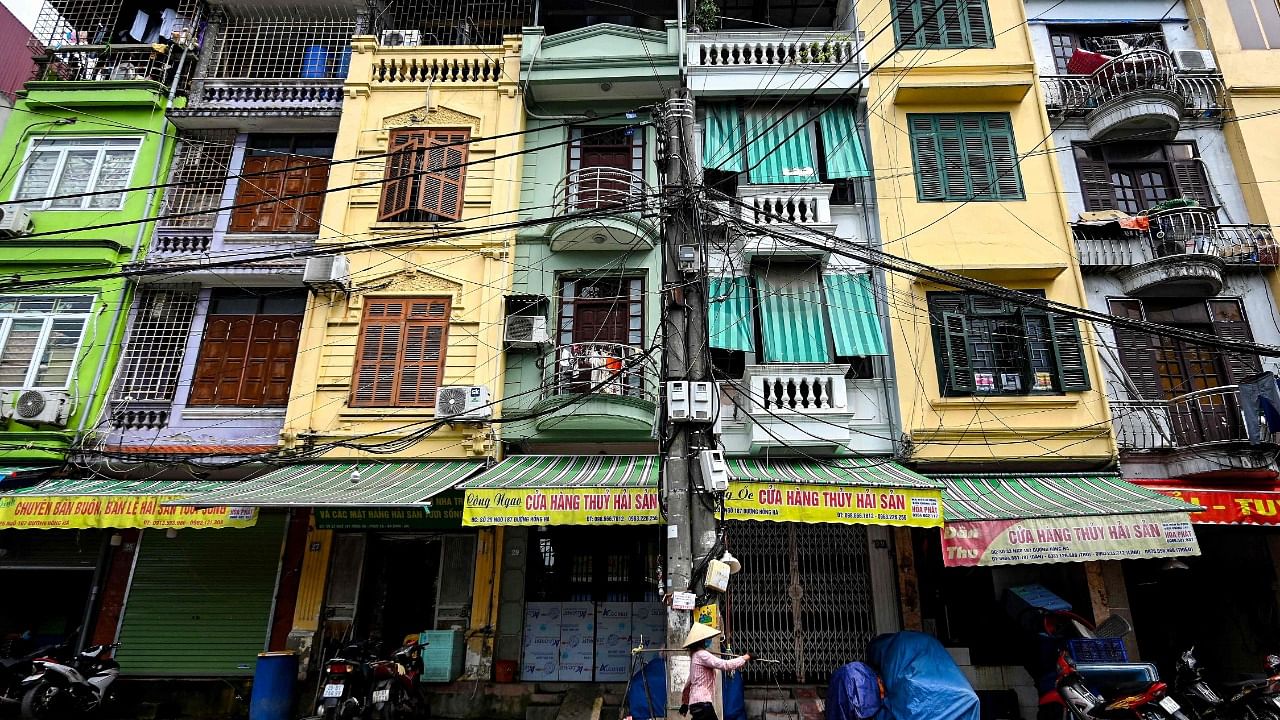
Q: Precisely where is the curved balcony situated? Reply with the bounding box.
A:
[1042,50,1225,140]
[1107,206,1225,296]
[546,168,658,251]
[531,342,658,435]
[1113,385,1277,477]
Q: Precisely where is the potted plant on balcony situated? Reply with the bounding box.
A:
[692,0,719,32]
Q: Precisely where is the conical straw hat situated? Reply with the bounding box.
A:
[682,622,722,648]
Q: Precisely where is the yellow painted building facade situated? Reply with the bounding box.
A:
[860,0,1115,468]
[282,36,524,675]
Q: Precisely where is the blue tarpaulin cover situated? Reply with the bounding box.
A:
[867,632,980,720]
[627,657,667,720]
[826,662,884,720]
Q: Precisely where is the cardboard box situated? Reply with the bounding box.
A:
[523,635,561,653]
[596,603,633,634]
[560,602,594,633]
[594,656,632,682]
[522,653,559,682]
[525,602,563,639]
[558,661,593,681]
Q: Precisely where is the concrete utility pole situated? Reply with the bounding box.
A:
[658,89,719,719]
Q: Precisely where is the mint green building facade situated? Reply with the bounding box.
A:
[0,80,181,465]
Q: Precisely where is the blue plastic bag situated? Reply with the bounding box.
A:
[826,662,883,720]
[867,632,980,720]
[723,667,747,720]
[627,657,667,720]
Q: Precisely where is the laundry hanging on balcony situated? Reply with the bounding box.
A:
[746,109,818,184]
[816,103,871,179]
[824,273,887,356]
[703,103,746,173]
[708,276,755,352]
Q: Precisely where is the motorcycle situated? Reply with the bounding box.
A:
[1223,656,1280,720]
[317,641,377,720]
[369,640,429,720]
[1170,648,1234,720]
[18,643,120,719]
[0,637,74,708]
[1041,652,1191,720]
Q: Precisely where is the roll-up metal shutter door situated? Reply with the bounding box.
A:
[115,513,286,676]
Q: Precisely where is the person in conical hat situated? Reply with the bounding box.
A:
[679,623,750,720]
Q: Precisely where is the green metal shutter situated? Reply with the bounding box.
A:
[115,513,285,676]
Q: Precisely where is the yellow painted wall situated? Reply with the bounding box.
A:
[860,0,1115,467]
[283,36,524,461]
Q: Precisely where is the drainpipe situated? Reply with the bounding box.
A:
[74,49,186,437]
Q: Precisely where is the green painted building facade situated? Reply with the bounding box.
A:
[0,80,181,465]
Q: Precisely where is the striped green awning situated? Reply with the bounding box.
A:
[0,479,230,496]
[704,103,746,173]
[939,474,1203,522]
[747,110,818,184]
[169,462,482,508]
[818,104,871,179]
[463,455,658,489]
[709,276,755,352]
[825,273,887,356]
[728,457,943,489]
[758,267,830,363]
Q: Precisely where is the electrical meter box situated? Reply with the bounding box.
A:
[668,381,717,423]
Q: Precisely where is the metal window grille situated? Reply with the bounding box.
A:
[205,6,359,80]
[31,0,205,51]
[114,284,200,402]
[370,0,530,47]
[159,130,236,230]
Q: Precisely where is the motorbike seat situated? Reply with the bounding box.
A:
[1098,680,1157,698]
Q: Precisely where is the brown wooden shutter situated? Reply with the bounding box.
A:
[189,315,254,406]
[1107,298,1160,400]
[419,131,469,221]
[1208,298,1262,383]
[1076,155,1115,211]
[230,157,328,233]
[350,298,450,408]
[239,316,301,407]
[1172,158,1214,208]
[379,135,424,221]
[229,157,287,232]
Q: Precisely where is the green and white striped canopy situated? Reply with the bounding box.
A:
[169,462,482,508]
[938,474,1202,522]
[747,109,818,185]
[758,268,830,363]
[463,455,658,489]
[727,457,942,489]
[708,276,755,352]
[817,103,871,179]
[0,479,230,496]
[824,273,888,356]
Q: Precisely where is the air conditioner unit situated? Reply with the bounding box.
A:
[1173,49,1217,73]
[504,315,549,348]
[1,389,70,427]
[379,29,422,47]
[302,255,350,292]
[0,206,33,237]
[436,385,491,421]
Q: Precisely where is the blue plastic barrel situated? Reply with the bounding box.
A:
[301,46,329,78]
[249,651,298,720]
[334,47,352,79]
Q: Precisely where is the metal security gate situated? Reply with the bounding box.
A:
[726,522,874,683]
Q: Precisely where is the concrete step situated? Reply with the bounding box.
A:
[527,706,560,720]
[765,711,800,720]
[745,698,767,719]
[765,698,797,713]
[530,692,565,705]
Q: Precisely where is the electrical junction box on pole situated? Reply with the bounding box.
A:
[704,559,730,593]
[667,381,717,422]
[698,449,729,492]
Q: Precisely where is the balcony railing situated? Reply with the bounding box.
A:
[1041,50,1226,119]
[37,44,192,88]
[371,51,506,84]
[742,365,849,414]
[1113,385,1271,450]
[688,31,859,68]
[185,79,344,113]
[1148,205,1220,257]
[553,168,648,216]
[740,189,832,226]
[540,343,657,403]
[1074,216,1278,268]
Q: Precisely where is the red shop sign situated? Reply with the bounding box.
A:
[1141,485,1280,525]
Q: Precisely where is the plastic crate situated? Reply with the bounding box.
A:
[418,630,465,683]
[1068,637,1129,664]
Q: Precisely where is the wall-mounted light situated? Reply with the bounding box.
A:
[109,533,123,547]
[165,529,178,539]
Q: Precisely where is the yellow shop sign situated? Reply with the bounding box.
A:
[0,495,258,530]
[463,487,662,526]
[723,483,943,527]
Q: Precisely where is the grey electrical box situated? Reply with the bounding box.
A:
[667,381,717,423]
[698,449,730,492]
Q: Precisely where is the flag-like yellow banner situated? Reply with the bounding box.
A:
[0,495,258,530]
[463,488,662,526]
[723,483,944,527]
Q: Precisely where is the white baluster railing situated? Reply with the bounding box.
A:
[688,31,860,68]
[745,365,849,413]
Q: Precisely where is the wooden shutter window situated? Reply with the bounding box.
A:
[963,0,993,46]
[1107,298,1161,400]
[230,157,328,233]
[1172,158,1214,209]
[893,0,920,47]
[984,116,1024,198]
[1208,298,1262,384]
[941,312,975,394]
[895,0,991,48]
[420,132,469,221]
[910,116,945,201]
[911,114,1022,202]
[189,315,300,407]
[350,297,451,408]
[1049,314,1091,391]
[379,129,470,222]
[379,135,423,221]
[1075,153,1116,212]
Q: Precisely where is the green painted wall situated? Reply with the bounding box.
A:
[0,81,181,463]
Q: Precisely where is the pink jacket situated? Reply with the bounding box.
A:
[682,649,748,705]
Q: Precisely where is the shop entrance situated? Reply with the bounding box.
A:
[0,529,103,653]
[724,522,874,683]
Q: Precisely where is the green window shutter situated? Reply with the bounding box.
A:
[909,115,946,201]
[1049,314,1091,391]
[983,115,1024,199]
[817,104,871,179]
[894,0,991,49]
[893,0,924,49]
[703,104,746,173]
[115,514,286,676]
[941,312,975,394]
[746,110,818,184]
[708,276,755,352]
[961,0,993,47]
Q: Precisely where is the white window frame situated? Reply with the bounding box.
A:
[10,137,144,211]
[0,295,94,390]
